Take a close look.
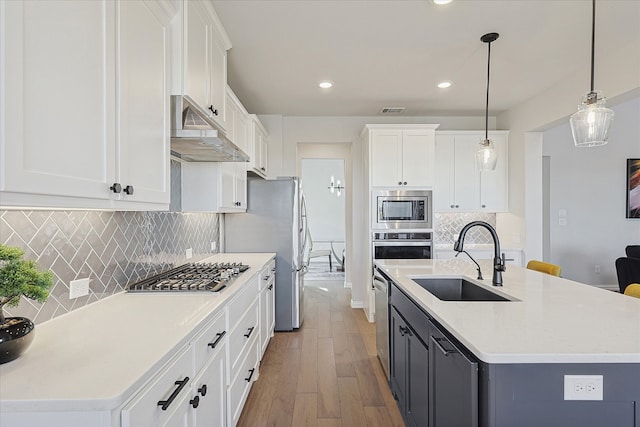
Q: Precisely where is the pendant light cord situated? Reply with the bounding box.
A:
[485,40,491,140]
[590,0,596,93]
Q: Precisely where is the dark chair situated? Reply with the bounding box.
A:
[625,245,640,258]
[615,257,640,294]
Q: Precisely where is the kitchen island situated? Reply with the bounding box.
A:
[376,258,640,427]
[0,253,275,427]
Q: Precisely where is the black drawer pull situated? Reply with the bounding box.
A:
[268,284,273,291]
[244,326,255,338]
[245,368,256,382]
[157,377,189,411]
[190,395,200,409]
[263,275,270,281]
[432,337,458,356]
[208,331,226,349]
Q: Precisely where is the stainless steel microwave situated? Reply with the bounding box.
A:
[372,190,433,230]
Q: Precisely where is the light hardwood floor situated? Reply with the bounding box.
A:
[237,280,405,427]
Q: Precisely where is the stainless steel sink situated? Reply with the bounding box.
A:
[412,278,514,302]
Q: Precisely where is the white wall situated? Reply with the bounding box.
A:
[497,39,640,263]
[301,158,346,260]
[542,97,640,286]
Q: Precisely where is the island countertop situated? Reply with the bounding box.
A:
[375,259,640,364]
[0,253,275,413]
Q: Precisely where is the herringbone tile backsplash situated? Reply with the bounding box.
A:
[434,212,496,244]
[0,210,219,324]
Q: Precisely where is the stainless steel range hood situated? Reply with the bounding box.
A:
[170,95,249,162]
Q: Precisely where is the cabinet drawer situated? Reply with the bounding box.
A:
[122,347,193,427]
[191,310,227,373]
[228,274,259,327]
[228,335,259,427]
[260,260,276,290]
[390,283,430,345]
[229,297,259,375]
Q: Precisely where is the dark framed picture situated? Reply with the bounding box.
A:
[627,159,640,218]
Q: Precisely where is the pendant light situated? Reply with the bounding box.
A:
[476,32,499,171]
[570,0,614,147]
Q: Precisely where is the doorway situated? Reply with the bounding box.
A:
[297,143,352,286]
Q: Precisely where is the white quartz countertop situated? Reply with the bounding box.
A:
[376,259,640,364]
[0,253,275,412]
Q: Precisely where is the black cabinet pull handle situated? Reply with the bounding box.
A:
[403,182,407,185]
[110,183,122,193]
[244,326,255,338]
[399,325,407,336]
[268,284,273,291]
[398,181,402,185]
[208,331,226,349]
[190,395,200,409]
[432,337,458,356]
[157,377,189,410]
[261,167,266,171]
[208,105,218,116]
[263,275,270,281]
[245,368,255,382]
[123,185,134,195]
[198,384,207,396]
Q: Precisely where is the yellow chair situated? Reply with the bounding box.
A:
[623,283,640,298]
[526,260,562,277]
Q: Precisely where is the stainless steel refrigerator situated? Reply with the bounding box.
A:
[224,177,308,331]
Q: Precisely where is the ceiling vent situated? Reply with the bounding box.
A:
[380,107,405,114]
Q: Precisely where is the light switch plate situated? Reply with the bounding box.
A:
[186,248,193,259]
[69,278,90,299]
[211,241,217,251]
[564,375,603,400]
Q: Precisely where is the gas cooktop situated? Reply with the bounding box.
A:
[127,262,250,293]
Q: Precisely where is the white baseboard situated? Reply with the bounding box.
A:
[351,299,364,308]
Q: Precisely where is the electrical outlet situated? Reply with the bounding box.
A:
[69,278,90,299]
[186,248,193,259]
[211,241,217,251]
[564,375,603,400]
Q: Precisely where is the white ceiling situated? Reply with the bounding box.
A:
[211,0,640,117]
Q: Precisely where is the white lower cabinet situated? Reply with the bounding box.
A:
[259,260,276,357]
[228,334,259,426]
[190,347,227,427]
[121,347,194,427]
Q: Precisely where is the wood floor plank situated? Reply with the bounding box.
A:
[362,331,377,357]
[332,330,355,377]
[317,337,341,418]
[297,328,319,393]
[363,406,393,427]
[317,419,342,427]
[347,333,386,406]
[337,377,368,427]
[266,347,302,427]
[237,363,279,427]
[292,393,318,427]
[369,353,405,427]
[318,302,333,338]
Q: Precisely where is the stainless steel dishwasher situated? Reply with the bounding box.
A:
[373,268,390,380]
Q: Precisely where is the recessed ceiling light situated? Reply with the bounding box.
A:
[318,80,333,89]
[433,0,452,5]
[437,80,453,89]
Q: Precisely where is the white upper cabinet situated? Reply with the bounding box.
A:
[248,115,269,178]
[434,131,508,212]
[226,86,250,155]
[181,161,247,212]
[364,125,438,188]
[182,0,230,131]
[115,0,171,208]
[0,0,172,210]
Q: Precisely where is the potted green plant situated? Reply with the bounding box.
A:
[0,243,53,364]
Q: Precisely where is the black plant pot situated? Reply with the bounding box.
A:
[0,317,35,364]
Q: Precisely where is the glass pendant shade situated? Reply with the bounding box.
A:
[476,138,498,171]
[570,93,614,147]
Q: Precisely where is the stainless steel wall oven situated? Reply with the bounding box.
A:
[372,231,432,260]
